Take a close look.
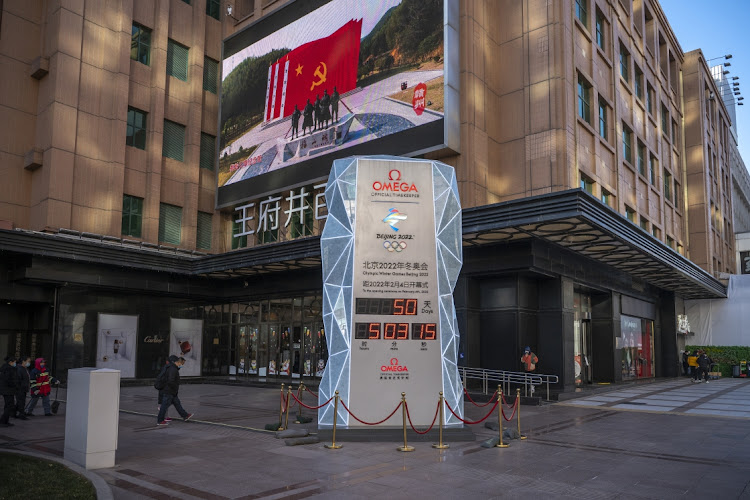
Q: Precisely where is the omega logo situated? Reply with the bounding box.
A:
[372,170,418,193]
[381,357,408,372]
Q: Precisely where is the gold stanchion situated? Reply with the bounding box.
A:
[495,386,509,448]
[432,391,449,449]
[324,390,343,449]
[284,386,292,430]
[397,392,415,452]
[278,383,286,430]
[516,388,526,440]
[294,383,305,424]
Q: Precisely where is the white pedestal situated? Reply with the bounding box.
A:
[64,368,120,469]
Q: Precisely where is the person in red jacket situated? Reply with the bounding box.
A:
[24,358,59,417]
[521,347,539,372]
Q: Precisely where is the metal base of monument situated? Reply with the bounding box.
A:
[317,426,475,443]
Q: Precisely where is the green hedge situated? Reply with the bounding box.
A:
[686,345,750,377]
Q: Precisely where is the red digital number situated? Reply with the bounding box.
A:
[393,299,404,315]
[421,323,436,340]
[384,323,396,339]
[397,323,408,339]
[405,299,418,315]
[368,323,380,339]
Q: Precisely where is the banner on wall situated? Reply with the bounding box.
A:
[169,319,203,377]
[96,314,138,378]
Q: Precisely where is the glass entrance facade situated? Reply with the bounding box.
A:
[620,315,654,380]
[203,295,326,380]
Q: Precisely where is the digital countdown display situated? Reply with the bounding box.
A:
[354,322,437,340]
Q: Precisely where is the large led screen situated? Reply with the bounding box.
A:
[218,0,458,207]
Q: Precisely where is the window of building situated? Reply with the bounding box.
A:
[640,216,649,231]
[131,23,151,66]
[203,57,219,94]
[637,141,646,176]
[677,243,684,255]
[163,120,185,161]
[575,0,588,27]
[595,9,605,49]
[598,97,608,140]
[634,65,643,100]
[659,33,668,77]
[674,179,681,208]
[181,0,190,3]
[200,133,215,170]
[197,211,212,250]
[577,74,591,123]
[167,39,189,82]
[626,206,636,223]
[652,226,660,239]
[666,236,674,249]
[622,124,633,164]
[126,107,147,150]
[290,187,315,239]
[671,119,679,146]
[649,154,657,185]
[663,169,672,201]
[661,104,669,135]
[232,219,248,249]
[580,174,594,194]
[158,203,182,245]
[647,83,654,115]
[619,43,630,82]
[645,6,655,54]
[257,225,278,244]
[121,195,143,238]
[206,0,221,20]
[601,190,612,207]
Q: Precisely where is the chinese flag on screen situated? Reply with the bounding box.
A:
[264,19,362,122]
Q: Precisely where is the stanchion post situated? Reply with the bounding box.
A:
[295,383,304,424]
[397,392,415,452]
[324,390,343,449]
[278,383,286,430]
[432,391,449,449]
[516,388,526,440]
[284,385,292,430]
[495,386,509,448]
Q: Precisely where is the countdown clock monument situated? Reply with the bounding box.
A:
[319,156,464,429]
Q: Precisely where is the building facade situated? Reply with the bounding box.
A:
[0,0,737,394]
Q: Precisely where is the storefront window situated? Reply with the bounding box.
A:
[573,292,592,386]
[620,315,654,380]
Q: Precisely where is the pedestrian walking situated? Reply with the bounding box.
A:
[1,356,19,427]
[154,357,172,422]
[156,356,193,426]
[25,357,59,416]
[695,350,712,383]
[15,356,31,420]
[521,347,538,372]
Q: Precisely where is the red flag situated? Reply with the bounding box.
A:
[264,19,362,123]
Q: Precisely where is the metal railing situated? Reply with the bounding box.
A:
[459,366,559,401]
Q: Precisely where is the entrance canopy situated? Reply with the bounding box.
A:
[0,190,726,299]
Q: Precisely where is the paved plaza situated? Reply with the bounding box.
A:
[1,378,749,499]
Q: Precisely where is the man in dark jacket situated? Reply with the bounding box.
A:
[695,351,712,383]
[15,357,31,420]
[0,356,19,427]
[156,356,193,425]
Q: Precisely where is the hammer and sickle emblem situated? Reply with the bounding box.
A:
[309,61,327,91]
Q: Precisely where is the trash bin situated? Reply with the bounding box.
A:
[732,365,741,377]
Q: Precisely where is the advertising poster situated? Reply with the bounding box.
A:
[169,319,203,377]
[96,314,138,378]
[220,0,451,203]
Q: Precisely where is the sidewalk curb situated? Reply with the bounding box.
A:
[1,449,114,500]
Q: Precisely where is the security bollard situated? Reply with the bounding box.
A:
[432,391,449,449]
[495,387,509,448]
[324,391,343,449]
[278,383,286,431]
[516,388,526,440]
[397,392,415,452]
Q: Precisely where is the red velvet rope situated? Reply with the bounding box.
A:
[463,387,498,407]
[288,391,334,410]
[405,401,440,434]
[305,387,318,398]
[280,391,287,413]
[500,391,517,409]
[444,399,499,425]
[501,398,518,421]
[340,399,402,426]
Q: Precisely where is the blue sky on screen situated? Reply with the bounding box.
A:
[223,0,403,76]
[660,0,749,165]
